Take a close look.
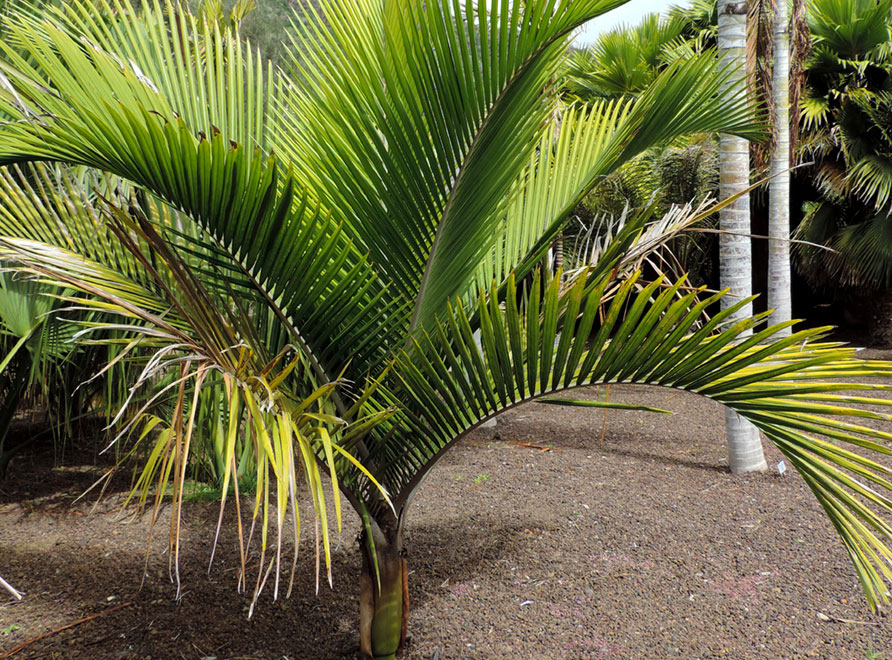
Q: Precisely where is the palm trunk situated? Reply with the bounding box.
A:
[717,0,767,474]
[359,519,408,660]
[768,0,792,332]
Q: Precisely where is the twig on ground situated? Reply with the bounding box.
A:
[0,575,22,600]
[815,611,879,626]
[0,601,134,659]
[511,441,560,452]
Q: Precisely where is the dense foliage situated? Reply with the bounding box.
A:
[795,0,892,290]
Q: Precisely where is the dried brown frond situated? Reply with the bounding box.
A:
[748,0,777,174]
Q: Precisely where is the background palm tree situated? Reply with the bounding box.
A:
[567,0,806,472]
[564,12,689,99]
[717,0,768,473]
[666,0,806,335]
[768,0,794,332]
[3,2,892,659]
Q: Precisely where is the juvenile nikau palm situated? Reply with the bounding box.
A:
[4,2,892,659]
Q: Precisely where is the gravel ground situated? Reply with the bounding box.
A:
[2,371,892,659]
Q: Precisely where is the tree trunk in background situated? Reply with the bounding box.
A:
[768,0,793,333]
[717,0,768,474]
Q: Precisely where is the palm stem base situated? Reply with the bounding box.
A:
[359,532,407,660]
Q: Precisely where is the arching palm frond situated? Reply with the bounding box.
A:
[480,52,760,291]
[0,0,401,382]
[371,266,892,607]
[279,0,642,332]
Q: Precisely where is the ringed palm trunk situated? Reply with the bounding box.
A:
[768,0,793,333]
[717,0,767,474]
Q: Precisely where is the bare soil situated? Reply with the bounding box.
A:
[2,358,892,659]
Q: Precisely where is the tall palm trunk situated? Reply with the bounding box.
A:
[717,0,767,474]
[768,0,792,332]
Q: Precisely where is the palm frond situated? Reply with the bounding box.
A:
[0,212,392,610]
[563,12,691,101]
[480,52,762,291]
[808,0,892,60]
[372,269,892,608]
[850,154,892,208]
[277,0,670,332]
[0,3,399,380]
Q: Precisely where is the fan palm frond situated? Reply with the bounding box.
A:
[809,0,892,60]
[564,12,690,101]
